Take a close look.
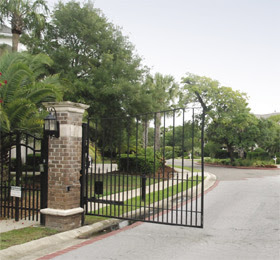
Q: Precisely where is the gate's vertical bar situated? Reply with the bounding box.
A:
[113,119,117,217]
[200,108,206,228]
[89,122,93,215]
[142,114,148,220]
[32,136,36,220]
[80,122,87,224]
[181,109,185,225]
[0,132,3,218]
[94,120,98,214]
[86,121,90,217]
[135,117,139,216]
[118,126,122,217]
[9,134,13,219]
[109,120,113,217]
[190,108,195,226]
[26,135,29,220]
[195,172,199,226]
[171,110,175,224]
[162,112,166,223]
[153,112,156,221]
[15,132,22,221]
[157,115,161,223]
[101,120,105,216]
[40,131,49,225]
[24,135,28,220]
[126,122,130,218]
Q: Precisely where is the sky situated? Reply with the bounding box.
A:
[47,0,280,115]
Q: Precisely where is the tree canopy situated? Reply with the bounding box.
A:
[181,72,260,161]
[0,0,48,52]
[23,0,147,120]
[0,52,62,133]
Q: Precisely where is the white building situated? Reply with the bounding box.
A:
[0,24,26,52]
[255,112,280,120]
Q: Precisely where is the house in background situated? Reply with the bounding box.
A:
[255,112,280,120]
[0,24,26,54]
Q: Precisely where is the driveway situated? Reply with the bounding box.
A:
[49,164,280,260]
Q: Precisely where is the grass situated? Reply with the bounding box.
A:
[0,215,109,250]
[84,215,108,225]
[88,174,158,196]
[0,227,59,250]
[90,176,202,217]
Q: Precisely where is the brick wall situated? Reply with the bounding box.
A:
[48,111,83,209]
[42,102,89,231]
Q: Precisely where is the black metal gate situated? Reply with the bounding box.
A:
[0,132,48,224]
[81,108,205,228]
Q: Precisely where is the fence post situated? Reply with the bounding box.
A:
[40,101,89,231]
[15,132,22,221]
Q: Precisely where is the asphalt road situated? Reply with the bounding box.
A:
[51,163,280,260]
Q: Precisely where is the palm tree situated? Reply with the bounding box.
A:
[0,0,48,52]
[0,51,62,181]
[0,51,62,133]
[151,73,179,151]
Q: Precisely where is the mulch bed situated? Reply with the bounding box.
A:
[155,166,177,179]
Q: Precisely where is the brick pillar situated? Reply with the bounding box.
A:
[41,101,89,231]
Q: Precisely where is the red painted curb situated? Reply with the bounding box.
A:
[38,179,219,259]
[203,163,279,170]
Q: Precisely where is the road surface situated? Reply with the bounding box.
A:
[48,163,280,260]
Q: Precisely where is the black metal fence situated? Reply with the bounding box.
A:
[81,107,205,228]
[0,132,48,224]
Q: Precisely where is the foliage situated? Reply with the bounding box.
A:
[22,0,146,121]
[118,153,161,175]
[204,158,276,168]
[0,52,62,133]
[204,141,220,158]
[255,118,280,155]
[89,143,102,163]
[246,149,270,161]
[181,72,260,162]
[162,146,184,159]
[0,0,49,52]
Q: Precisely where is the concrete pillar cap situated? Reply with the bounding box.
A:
[43,101,89,114]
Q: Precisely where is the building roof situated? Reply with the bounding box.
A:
[255,112,280,119]
[0,24,12,36]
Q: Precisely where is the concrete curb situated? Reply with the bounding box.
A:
[0,172,217,259]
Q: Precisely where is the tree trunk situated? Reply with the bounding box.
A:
[227,145,235,164]
[155,112,161,152]
[12,33,20,52]
[142,120,149,149]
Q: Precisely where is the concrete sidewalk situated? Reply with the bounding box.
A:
[0,219,40,233]
[0,171,217,260]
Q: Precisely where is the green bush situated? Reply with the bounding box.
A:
[205,157,276,168]
[26,153,41,166]
[118,154,160,174]
[214,149,229,159]
[247,149,270,160]
[162,146,183,159]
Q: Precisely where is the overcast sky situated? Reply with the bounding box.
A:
[47,0,279,115]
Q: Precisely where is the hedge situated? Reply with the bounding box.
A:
[118,154,161,175]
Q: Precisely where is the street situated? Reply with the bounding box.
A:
[48,164,280,260]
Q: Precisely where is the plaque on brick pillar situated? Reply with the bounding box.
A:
[41,102,89,231]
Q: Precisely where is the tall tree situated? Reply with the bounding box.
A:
[0,0,48,52]
[22,1,146,121]
[149,73,179,151]
[181,73,256,162]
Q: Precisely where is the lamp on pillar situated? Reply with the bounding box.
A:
[44,107,60,138]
